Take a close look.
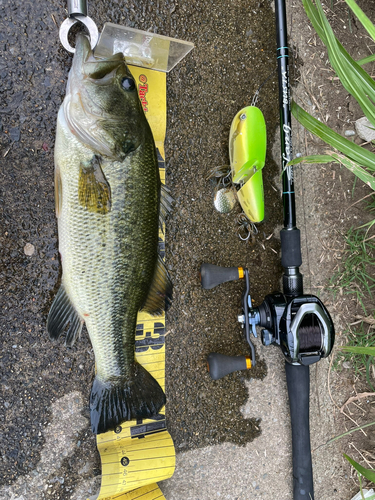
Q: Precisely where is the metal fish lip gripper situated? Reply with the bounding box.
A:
[59,0,99,53]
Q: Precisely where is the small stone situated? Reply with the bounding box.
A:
[342,361,351,369]
[24,243,35,256]
[344,130,355,137]
[9,127,20,142]
[355,116,375,142]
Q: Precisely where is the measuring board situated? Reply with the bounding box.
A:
[94,67,175,500]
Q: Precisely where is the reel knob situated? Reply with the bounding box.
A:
[207,353,251,380]
[200,263,244,290]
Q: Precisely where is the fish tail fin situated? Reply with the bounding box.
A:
[90,362,166,434]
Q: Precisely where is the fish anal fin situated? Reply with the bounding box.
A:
[47,285,83,347]
[142,255,172,316]
[79,156,111,215]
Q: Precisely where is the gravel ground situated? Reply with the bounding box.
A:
[1,0,373,499]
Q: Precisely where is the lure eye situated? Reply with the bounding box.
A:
[121,77,136,91]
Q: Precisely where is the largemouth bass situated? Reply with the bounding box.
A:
[47,35,171,435]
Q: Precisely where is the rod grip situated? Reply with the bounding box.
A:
[280,228,302,268]
[285,362,314,500]
[207,353,250,380]
[200,263,242,290]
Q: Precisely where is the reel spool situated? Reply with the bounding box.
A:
[200,263,334,379]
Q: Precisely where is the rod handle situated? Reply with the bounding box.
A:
[207,353,251,380]
[285,362,314,500]
[200,263,244,290]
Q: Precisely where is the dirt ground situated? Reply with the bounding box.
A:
[1,0,375,499]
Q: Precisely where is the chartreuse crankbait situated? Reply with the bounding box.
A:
[212,105,266,228]
[229,106,266,223]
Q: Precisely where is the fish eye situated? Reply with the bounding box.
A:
[121,77,136,91]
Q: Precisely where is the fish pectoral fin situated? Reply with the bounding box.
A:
[141,255,172,316]
[159,184,173,230]
[79,156,112,215]
[47,285,84,347]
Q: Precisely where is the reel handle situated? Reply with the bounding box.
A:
[207,353,251,380]
[200,263,244,289]
[285,362,314,500]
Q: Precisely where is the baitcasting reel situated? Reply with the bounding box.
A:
[200,263,334,380]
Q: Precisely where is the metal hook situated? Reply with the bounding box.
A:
[220,170,232,188]
[59,15,99,53]
[236,213,258,242]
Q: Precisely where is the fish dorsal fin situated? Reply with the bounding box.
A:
[79,156,111,215]
[47,285,83,347]
[142,255,172,316]
[159,184,173,230]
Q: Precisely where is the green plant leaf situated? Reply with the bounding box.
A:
[287,155,334,166]
[341,346,375,355]
[358,54,375,66]
[288,154,375,189]
[330,153,375,190]
[344,0,375,42]
[292,102,375,172]
[302,0,375,109]
[344,454,375,483]
[314,0,375,125]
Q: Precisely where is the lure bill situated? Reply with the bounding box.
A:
[47,34,172,435]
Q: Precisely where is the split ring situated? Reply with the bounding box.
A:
[59,16,99,53]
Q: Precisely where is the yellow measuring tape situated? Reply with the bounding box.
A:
[94,66,176,500]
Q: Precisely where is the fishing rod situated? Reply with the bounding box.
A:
[200,0,335,498]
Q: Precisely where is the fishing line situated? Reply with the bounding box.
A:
[251,69,277,107]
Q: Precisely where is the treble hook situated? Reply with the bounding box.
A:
[236,213,259,242]
[59,0,99,53]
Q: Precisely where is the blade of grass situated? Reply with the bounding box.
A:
[314,0,375,125]
[331,153,375,190]
[358,54,375,66]
[288,154,375,191]
[302,0,375,104]
[341,346,375,355]
[287,155,334,166]
[292,102,375,171]
[344,0,375,42]
[344,454,375,483]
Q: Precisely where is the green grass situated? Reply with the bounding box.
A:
[329,227,375,314]
[336,324,375,379]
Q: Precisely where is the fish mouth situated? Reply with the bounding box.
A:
[71,34,125,83]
